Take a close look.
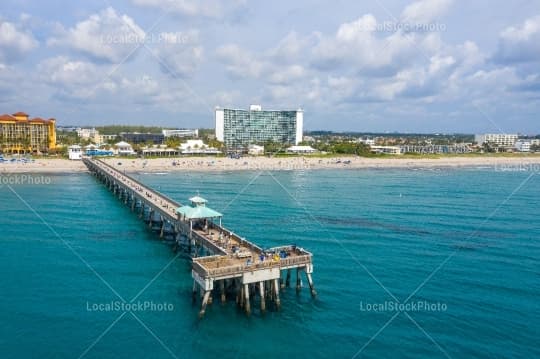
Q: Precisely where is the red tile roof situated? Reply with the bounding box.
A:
[12,111,29,117]
[0,114,16,121]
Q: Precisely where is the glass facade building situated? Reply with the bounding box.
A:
[215,105,303,149]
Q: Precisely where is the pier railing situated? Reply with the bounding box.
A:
[89,158,182,208]
[193,253,313,279]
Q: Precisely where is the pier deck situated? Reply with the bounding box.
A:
[84,158,315,317]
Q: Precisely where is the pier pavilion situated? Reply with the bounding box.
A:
[83,158,315,318]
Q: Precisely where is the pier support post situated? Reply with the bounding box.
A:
[306,272,317,297]
[235,280,241,306]
[220,280,226,303]
[296,268,302,294]
[131,195,135,211]
[259,281,266,312]
[273,279,281,310]
[199,291,211,318]
[239,283,244,308]
[192,280,198,303]
[139,203,144,218]
[286,269,291,287]
[244,284,251,316]
[148,209,154,228]
[159,217,165,238]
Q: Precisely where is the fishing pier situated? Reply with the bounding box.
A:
[83,158,315,317]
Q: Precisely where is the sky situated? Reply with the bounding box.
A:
[0,0,539,133]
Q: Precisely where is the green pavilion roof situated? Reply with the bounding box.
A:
[176,205,222,219]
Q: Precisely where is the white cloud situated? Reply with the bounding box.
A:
[131,0,225,17]
[216,44,266,78]
[152,30,204,78]
[0,20,38,62]
[401,0,453,25]
[47,7,145,63]
[495,15,540,64]
[268,65,306,85]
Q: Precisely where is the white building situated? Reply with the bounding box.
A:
[370,146,403,155]
[115,141,135,156]
[180,140,220,155]
[514,140,531,152]
[248,144,265,155]
[162,129,199,138]
[475,134,518,147]
[358,138,375,146]
[68,145,82,160]
[286,145,317,154]
[77,128,100,143]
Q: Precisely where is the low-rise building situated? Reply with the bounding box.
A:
[162,129,199,138]
[475,134,518,148]
[180,140,220,155]
[370,146,403,155]
[514,140,531,152]
[286,145,317,154]
[142,146,179,157]
[358,138,375,146]
[68,145,82,160]
[248,144,265,156]
[120,132,164,144]
[115,141,135,156]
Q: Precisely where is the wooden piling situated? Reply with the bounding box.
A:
[259,281,266,312]
[244,284,251,315]
[199,291,210,318]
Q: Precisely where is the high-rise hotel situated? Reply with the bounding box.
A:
[215,105,303,149]
[0,112,57,154]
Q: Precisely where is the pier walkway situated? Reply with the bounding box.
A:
[84,158,315,317]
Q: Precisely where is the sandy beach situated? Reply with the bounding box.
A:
[2,155,540,174]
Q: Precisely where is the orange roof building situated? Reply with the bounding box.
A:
[0,111,57,154]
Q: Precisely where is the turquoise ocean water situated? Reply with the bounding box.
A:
[0,168,539,358]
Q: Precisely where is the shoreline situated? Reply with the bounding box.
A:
[1,156,540,174]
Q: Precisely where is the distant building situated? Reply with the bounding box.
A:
[120,132,164,144]
[400,144,472,154]
[68,145,82,160]
[0,111,56,154]
[115,141,135,156]
[99,134,118,143]
[358,138,375,146]
[142,145,179,157]
[162,129,199,138]
[475,134,518,148]
[180,140,220,155]
[248,144,265,156]
[286,145,317,154]
[370,146,403,155]
[77,128,100,143]
[57,126,78,132]
[514,140,531,152]
[215,105,303,149]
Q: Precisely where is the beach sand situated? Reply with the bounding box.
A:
[2,155,540,174]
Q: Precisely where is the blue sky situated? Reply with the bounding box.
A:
[0,0,539,133]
